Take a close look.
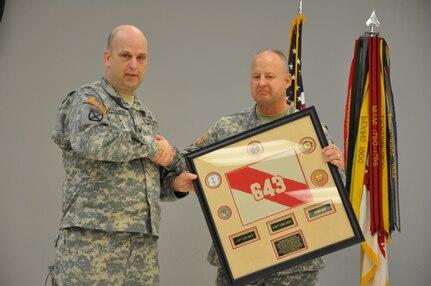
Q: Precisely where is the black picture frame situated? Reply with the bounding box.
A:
[185,106,363,286]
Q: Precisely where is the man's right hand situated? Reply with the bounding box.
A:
[151,135,175,167]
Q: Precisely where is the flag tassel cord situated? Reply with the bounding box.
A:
[286,0,306,110]
[294,0,303,107]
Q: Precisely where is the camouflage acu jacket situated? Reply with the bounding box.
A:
[52,78,184,236]
[187,103,339,274]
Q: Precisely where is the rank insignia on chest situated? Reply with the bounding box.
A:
[196,132,208,145]
[87,96,108,114]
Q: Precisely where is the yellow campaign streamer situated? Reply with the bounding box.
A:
[361,242,379,286]
[350,74,370,218]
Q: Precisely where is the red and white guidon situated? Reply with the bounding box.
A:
[225,149,312,225]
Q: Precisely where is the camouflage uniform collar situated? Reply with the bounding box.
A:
[100,77,143,110]
[251,100,297,124]
[101,77,121,99]
[288,101,298,114]
[249,106,261,127]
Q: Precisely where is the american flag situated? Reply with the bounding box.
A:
[286,12,306,110]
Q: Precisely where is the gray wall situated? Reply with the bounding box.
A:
[0,0,429,285]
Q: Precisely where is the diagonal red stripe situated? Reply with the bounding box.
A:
[226,167,311,207]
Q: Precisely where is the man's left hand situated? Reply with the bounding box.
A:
[322,144,343,169]
[173,171,197,193]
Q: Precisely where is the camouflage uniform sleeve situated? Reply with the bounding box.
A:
[159,147,189,201]
[68,92,159,162]
[186,121,221,153]
[159,121,222,199]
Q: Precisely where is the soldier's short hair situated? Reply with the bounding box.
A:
[254,49,289,72]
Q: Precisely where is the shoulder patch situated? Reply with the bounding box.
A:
[87,96,109,114]
[196,132,208,145]
[88,109,104,122]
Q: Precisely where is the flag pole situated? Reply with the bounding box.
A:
[298,0,303,14]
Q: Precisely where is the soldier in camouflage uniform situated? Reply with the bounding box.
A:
[48,25,191,286]
[173,49,344,285]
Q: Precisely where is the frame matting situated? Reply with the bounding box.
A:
[185,107,363,286]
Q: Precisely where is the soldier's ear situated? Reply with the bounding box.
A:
[103,50,111,67]
[285,73,292,89]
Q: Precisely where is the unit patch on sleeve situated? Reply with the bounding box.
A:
[88,109,104,122]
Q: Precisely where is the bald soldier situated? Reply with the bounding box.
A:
[173,49,344,285]
[48,25,189,285]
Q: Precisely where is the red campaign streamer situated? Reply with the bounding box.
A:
[368,37,382,235]
[344,42,357,171]
[369,37,376,233]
